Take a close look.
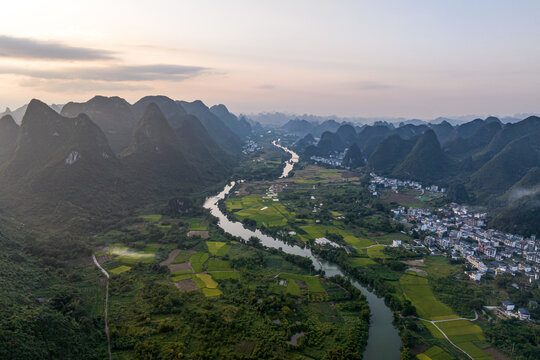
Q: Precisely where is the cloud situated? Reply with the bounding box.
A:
[18,78,152,92]
[507,186,540,203]
[0,64,207,82]
[348,80,393,91]
[0,35,115,61]
[257,84,276,90]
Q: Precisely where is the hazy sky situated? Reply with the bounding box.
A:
[1,1,539,118]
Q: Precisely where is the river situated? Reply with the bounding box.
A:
[203,142,401,359]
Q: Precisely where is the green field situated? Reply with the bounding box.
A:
[399,272,456,320]
[139,214,162,222]
[210,271,240,280]
[110,265,131,275]
[190,252,209,272]
[171,270,192,275]
[196,274,218,288]
[186,218,207,231]
[366,245,389,259]
[226,195,294,227]
[172,250,192,264]
[206,241,227,256]
[299,224,373,247]
[207,258,232,271]
[429,320,492,360]
[279,273,325,293]
[285,279,301,296]
[416,346,454,360]
[171,273,193,282]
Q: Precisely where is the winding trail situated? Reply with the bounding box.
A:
[418,311,478,359]
[92,254,112,360]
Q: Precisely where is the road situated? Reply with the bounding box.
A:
[418,311,478,360]
[92,254,112,360]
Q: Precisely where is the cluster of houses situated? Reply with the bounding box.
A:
[391,202,538,320]
[242,140,260,154]
[309,152,346,167]
[369,173,446,196]
[501,301,531,320]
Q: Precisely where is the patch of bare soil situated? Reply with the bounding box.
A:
[174,279,199,291]
[187,230,209,238]
[483,347,512,360]
[160,249,181,266]
[296,280,308,290]
[169,261,193,273]
[403,259,426,267]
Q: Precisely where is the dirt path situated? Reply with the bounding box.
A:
[92,254,112,360]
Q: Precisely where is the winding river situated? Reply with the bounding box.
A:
[203,142,401,359]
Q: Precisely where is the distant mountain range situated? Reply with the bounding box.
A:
[242,111,539,128]
[0,95,251,232]
[293,116,540,235]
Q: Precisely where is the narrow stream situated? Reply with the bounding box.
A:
[203,143,401,359]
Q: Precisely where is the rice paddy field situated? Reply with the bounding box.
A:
[399,272,456,320]
[226,195,295,227]
[427,321,493,360]
[190,252,209,272]
[206,241,231,256]
[186,218,208,231]
[416,346,454,360]
[207,258,232,271]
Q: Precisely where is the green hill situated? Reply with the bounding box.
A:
[61,96,137,153]
[0,99,128,231]
[210,104,252,139]
[367,134,416,175]
[392,130,451,183]
[470,134,540,200]
[342,143,365,168]
[178,100,243,153]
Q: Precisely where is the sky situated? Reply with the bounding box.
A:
[0,0,539,119]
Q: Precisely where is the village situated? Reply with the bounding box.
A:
[369,172,447,195]
[369,173,538,321]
